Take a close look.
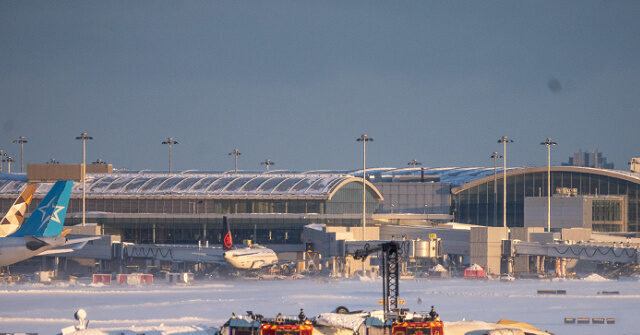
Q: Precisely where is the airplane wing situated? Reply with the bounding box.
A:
[66,236,101,245]
[272,258,317,267]
[38,236,101,256]
[38,248,76,255]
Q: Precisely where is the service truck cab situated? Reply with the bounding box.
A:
[392,321,444,335]
[261,322,313,335]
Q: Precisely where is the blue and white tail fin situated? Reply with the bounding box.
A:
[11,180,73,237]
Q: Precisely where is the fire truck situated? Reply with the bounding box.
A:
[392,321,444,335]
[222,310,313,335]
[260,321,313,335]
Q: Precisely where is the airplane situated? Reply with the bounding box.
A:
[221,216,279,270]
[0,183,37,237]
[0,180,99,267]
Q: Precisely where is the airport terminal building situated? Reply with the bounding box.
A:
[1,164,640,247]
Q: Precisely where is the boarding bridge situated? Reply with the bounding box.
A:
[504,240,640,264]
[121,244,225,264]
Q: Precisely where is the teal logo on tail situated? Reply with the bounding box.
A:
[11,180,73,237]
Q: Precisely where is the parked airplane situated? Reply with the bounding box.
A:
[0,180,99,267]
[0,183,37,237]
[221,216,279,270]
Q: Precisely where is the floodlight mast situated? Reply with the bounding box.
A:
[3,156,13,173]
[356,134,373,243]
[407,159,422,167]
[490,152,502,227]
[228,148,241,173]
[12,136,27,172]
[161,137,178,172]
[75,132,93,226]
[497,136,513,228]
[260,159,275,171]
[0,149,6,173]
[540,138,558,232]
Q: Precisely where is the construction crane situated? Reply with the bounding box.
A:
[352,241,401,316]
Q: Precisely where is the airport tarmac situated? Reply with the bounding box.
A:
[0,276,638,334]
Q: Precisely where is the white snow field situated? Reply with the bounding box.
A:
[0,277,638,335]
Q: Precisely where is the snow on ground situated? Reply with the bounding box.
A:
[581,273,611,282]
[0,278,638,335]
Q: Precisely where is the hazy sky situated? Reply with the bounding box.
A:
[1,1,639,172]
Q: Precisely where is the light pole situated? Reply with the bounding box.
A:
[490,152,502,227]
[356,134,373,242]
[228,148,241,173]
[3,156,13,173]
[0,149,6,173]
[76,132,93,226]
[407,159,422,167]
[260,159,275,171]
[161,137,178,172]
[540,138,557,232]
[12,136,27,172]
[498,136,513,228]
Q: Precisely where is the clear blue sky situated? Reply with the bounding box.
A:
[1,1,639,172]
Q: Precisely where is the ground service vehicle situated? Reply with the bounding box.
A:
[392,321,444,335]
[223,310,313,335]
[261,322,313,335]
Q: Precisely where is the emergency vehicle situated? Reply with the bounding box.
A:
[222,310,313,335]
[392,321,444,335]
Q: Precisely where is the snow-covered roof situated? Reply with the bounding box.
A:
[0,172,382,200]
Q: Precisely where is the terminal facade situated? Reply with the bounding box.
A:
[1,164,640,249]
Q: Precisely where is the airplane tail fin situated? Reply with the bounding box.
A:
[222,216,233,250]
[0,183,38,237]
[11,180,73,237]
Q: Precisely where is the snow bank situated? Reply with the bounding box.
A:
[430,264,447,272]
[581,273,611,282]
[71,324,217,334]
[315,313,367,331]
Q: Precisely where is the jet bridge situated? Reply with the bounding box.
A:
[504,240,640,264]
[121,243,225,264]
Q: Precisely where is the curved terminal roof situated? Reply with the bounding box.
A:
[0,172,383,200]
[451,166,640,194]
[350,167,520,186]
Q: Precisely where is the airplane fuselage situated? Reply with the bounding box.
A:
[223,245,278,270]
[0,236,66,267]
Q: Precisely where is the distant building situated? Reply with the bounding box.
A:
[562,150,614,169]
[630,158,640,174]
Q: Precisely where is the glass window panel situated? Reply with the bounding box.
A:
[291,178,315,192]
[241,177,270,192]
[89,177,117,192]
[220,177,252,192]
[190,177,220,191]
[174,177,203,191]
[257,177,288,192]
[122,178,151,192]
[274,178,304,193]
[105,177,135,192]
[0,179,12,192]
[1,181,24,193]
[207,177,238,192]
[156,177,184,192]
[308,177,333,192]
[139,177,170,192]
